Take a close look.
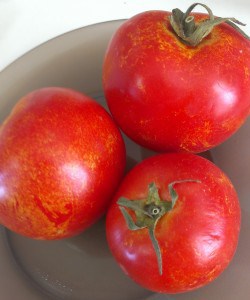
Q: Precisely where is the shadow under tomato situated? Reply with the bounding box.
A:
[66,216,111,258]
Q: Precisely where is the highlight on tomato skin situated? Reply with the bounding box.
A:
[103,4,250,153]
[0,87,126,240]
[106,152,241,294]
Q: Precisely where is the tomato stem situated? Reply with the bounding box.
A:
[117,180,200,275]
[169,2,250,46]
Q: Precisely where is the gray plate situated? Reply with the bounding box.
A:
[0,19,249,300]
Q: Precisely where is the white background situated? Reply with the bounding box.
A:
[0,0,249,72]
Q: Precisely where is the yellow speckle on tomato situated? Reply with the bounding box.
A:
[83,152,99,170]
[244,66,250,80]
[105,134,116,154]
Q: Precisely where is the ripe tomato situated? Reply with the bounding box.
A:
[0,87,126,240]
[103,4,250,152]
[106,153,241,293]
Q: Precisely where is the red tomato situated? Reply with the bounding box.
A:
[103,6,250,152]
[0,87,126,240]
[106,153,241,293]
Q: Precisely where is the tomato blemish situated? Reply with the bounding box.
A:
[33,196,72,226]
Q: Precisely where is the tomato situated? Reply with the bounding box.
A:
[106,153,241,293]
[103,3,250,153]
[0,87,126,240]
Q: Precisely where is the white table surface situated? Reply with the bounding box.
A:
[1,0,250,72]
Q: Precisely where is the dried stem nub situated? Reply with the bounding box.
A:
[169,2,250,46]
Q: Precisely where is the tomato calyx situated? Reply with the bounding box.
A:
[169,2,250,46]
[117,179,200,275]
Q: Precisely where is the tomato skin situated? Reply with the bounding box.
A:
[103,11,250,152]
[106,153,241,293]
[0,87,126,239]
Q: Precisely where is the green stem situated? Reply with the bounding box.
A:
[117,180,200,275]
[149,224,162,275]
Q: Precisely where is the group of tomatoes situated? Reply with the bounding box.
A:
[0,3,250,295]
